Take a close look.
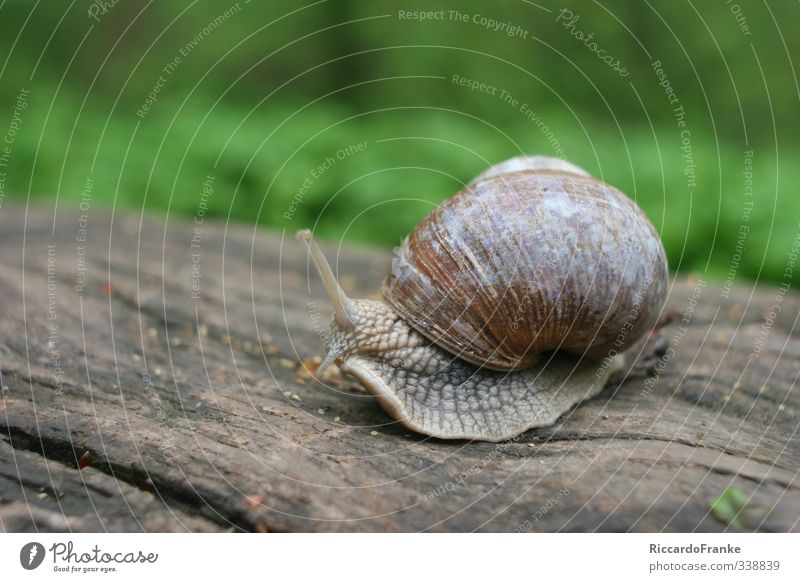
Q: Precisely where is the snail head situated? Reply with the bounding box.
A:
[296,229,405,377]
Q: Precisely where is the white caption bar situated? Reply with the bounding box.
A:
[1,533,797,581]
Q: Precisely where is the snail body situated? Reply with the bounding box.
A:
[298,155,668,442]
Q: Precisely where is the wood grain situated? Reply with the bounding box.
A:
[1,207,798,532]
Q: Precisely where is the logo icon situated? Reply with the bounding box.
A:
[20,542,46,570]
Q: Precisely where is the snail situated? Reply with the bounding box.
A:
[297,155,668,442]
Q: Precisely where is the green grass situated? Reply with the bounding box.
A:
[6,90,799,286]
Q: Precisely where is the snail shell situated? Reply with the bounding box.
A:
[382,157,668,371]
[298,155,669,441]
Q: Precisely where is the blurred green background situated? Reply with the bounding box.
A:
[0,0,797,283]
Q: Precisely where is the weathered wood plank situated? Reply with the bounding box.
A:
[0,207,798,532]
[0,437,219,532]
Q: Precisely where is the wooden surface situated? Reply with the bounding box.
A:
[1,207,798,532]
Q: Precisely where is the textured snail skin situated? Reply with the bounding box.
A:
[383,170,668,371]
[323,299,623,441]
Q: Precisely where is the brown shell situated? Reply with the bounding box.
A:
[382,170,668,371]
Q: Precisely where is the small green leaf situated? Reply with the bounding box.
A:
[709,486,748,528]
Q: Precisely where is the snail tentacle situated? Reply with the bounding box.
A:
[296,229,355,331]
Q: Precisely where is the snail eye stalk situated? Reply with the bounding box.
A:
[296,229,355,331]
